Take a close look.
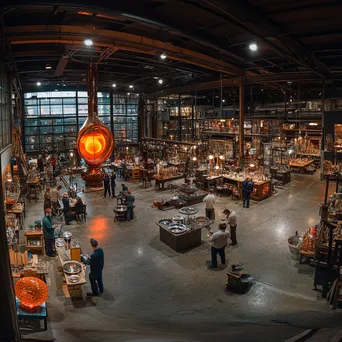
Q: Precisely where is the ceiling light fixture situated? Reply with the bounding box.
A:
[222,99,226,103]
[309,122,318,126]
[127,92,131,96]
[112,83,116,87]
[84,39,93,46]
[158,79,163,84]
[63,83,66,87]
[45,64,52,70]
[37,82,41,86]
[129,85,134,89]
[249,43,258,51]
[160,53,167,60]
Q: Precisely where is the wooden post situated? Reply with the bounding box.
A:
[239,80,245,169]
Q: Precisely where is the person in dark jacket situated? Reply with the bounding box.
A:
[86,238,104,297]
[242,177,254,208]
[103,173,111,198]
[38,155,44,173]
[241,177,249,208]
[62,192,71,225]
[74,197,84,224]
[42,208,56,256]
[125,190,135,221]
[110,172,117,198]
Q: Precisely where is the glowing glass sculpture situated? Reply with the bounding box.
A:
[15,277,48,309]
[76,64,114,187]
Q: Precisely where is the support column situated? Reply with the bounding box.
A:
[191,100,195,140]
[239,81,245,169]
[321,82,325,180]
[178,94,182,141]
[110,92,115,161]
[0,155,22,341]
[138,97,145,141]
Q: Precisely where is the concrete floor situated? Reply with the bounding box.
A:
[21,172,342,341]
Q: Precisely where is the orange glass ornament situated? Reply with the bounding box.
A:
[15,277,48,309]
[76,64,114,187]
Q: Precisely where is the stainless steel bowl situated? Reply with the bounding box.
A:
[56,239,65,247]
[171,215,185,225]
[63,231,72,239]
[168,223,186,234]
[63,261,82,275]
[114,205,127,213]
[68,275,80,283]
[288,235,302,255]
[158,219,173,225]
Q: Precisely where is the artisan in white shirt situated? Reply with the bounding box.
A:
[210,229,230,249]
[227,210,237,227]
[203,193,215,209]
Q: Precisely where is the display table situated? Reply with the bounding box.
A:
[16,297,47,331]
[157,219,212,252]
[275,170,291,184]
[222,176,272,201]
[25,229,44,254]
[158,224,202,252]
[289,159,314,173]
[56,245,86,298]
[26,179,40,202]
[7,203,25,229]
[154,174,184,190]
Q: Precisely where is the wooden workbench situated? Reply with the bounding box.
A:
[55,246,87,286]
[222,175,272,201]
[289,159,314,174]
[154,174,184,190]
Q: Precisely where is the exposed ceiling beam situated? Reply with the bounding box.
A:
[5,25,242,76]
[196,0,331,79]
[151,72,325,96]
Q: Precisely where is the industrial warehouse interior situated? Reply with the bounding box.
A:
[1,1,342,342]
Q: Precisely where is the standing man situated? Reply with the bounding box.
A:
[203,189,216,220]
[244,178,254,209]
[110,172,117,198]
[242,177,249,208]
[86,238,104,297]
[62,193,71,225]
[125,190,135,221]
[51,185,62,215]
[208,223,230,269]
[223,209,238,246]
[103,173,111,198]
[42,208,56,257]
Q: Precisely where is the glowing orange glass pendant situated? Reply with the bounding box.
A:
[77,64,114,187]
[15,277,48,310]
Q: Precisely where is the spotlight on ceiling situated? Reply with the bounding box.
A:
[112,83,116,87]
[127,92,131,96]
[249,43,258,51]
[160,53,167,60]
[84,39,93,46]
[63,83,66,87]
[37,82,41,86]
[158,79,163,84]
[129,85,134,89]
[222,99,226,103]
[45,64,52,70]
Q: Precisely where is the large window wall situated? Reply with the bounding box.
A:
[0,65,11,149]
[23,91,139,154]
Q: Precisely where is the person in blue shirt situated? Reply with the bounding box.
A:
[242,177,254,208]
[42,208,56,256]
[85,238,104,297]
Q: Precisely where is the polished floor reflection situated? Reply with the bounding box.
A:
[22,173,342,341]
